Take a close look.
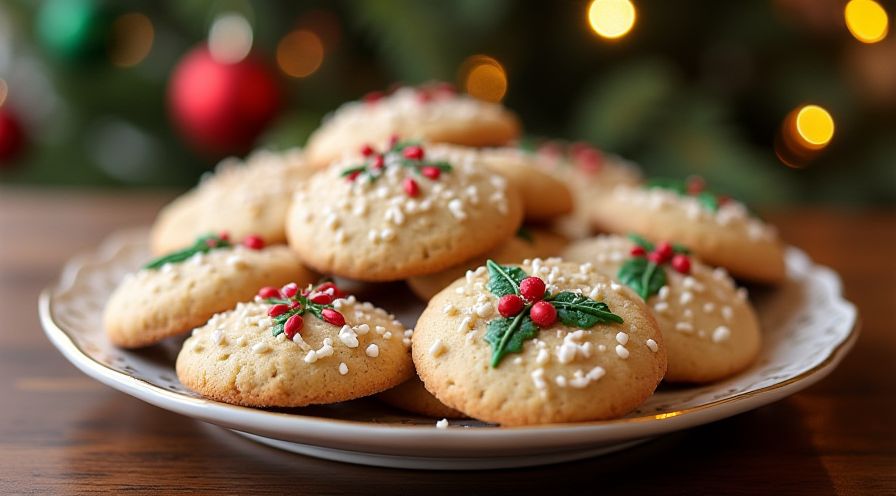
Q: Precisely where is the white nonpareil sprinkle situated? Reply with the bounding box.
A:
[721,306,734,321]
[615,332,629,345]
[365,343,379,358]
[304,350,317,363]
[383,331,392,339]
[355,324,370,335]
[251,342,271,354]
[338,325,359,348]
[211,329,226,345]
[429,338,446,357]
[675,322,694,333]
[658,286,670,300]
[597,344,607,352]
[448,198,467,220]
[646,339,659,352]
[375,325,386,335]
[531,368,547,390]
[556,342,577,364]
[442,303,459,316]
[474,302,494,318]
[338,362,349,375]
[436,418,449,429]
[457,316,473,332]
[703,302,716,313]
[615,344,630,359]
[235,335,247,347]
[680,291,694,305]
[653,302,669,314]
[712,326,731,343]
[535,348,550,365]
[568,366,606,389]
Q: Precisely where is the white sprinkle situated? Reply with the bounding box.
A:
[646,339,659,352]
[365,343,379,357]
[535,348,550,365]
[597,344,607,352]
[226,255,247,269]
[383,331,392,339]
[556,342,577,364]
[513,356,523,365]
[474,302,494,318]
[531,368,547,390]
[680,291,694,305]
[338,362,349,375]
[355,323,370,335]
[653,302,669,314]
[737,288,748,301]
[615,332,629,345]
[251,342,271,354]
[658,286,671,300]
[703,302,716,313]
[722,306,734,321]
[375,325,386,335]
[429,338,446,357]
[615,344,630,359]
[436,418,449,429]
[235,335,247,347]
[335,230,347,244]
[304,350,318,363]
[555,375,568,388]
[457,316,473,332]
[675,322,694,333]
[211,329,226,345]
[712,326,731,343]
[338,325,359,348]
[448,198,467,220]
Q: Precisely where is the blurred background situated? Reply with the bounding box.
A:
[0,0,893,205]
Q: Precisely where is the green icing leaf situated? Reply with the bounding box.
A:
[618,257,667,300]
[484,312,539,367]
[696,191,719,212]
[486,259,527,297]
[549,292,624,327]
[144,233,231,270]
[627,233,654,251]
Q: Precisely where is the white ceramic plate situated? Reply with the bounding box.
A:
[40,229,858,470]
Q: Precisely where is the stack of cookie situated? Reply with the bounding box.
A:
[103,82,787,426]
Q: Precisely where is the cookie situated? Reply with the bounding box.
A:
[176,283,414,407]
[412,258,666,426]
[305,83,521,168]
[407,226,568,300]
[531,141,642,239]
[286,140,524,281]
[588,178,786,283]
[104,234,315,348]
[378,376,466,419]
[151,148,314,255]
[563,234,761,383]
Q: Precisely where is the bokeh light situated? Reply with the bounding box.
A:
[276,30,324,78]
[109,13,154,68]
[461,55,507,102]
[587,0,636,40]
[208,13,253,63]
[845,0,889,44]
[794,105,835,149]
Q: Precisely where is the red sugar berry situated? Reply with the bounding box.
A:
[647,252,664,264]
[363,91,384,104]
[403,145,424,160]
[388,134,400,147]
[315,281,341,298]
[630,246,646,257]
[321,308,345,327]
[360,144,375,157]
[421,166,441,180]
[268,304,289,317]
[519,276,547,302]
[717,195,731,207]
[281,283,299,298]
[289,300,302,310]
[242,235,264,250]
[205,238,219,247]
[309,292,334,305]
[416,90,433,103]
[498,294,525,317]
[346,170,361,182]
[530,301,557,327]
[371,155,385,170]
[403,177,420,197]
[687,176,705,195]
[258,286,280,299]
[218,231,230,241]
[671,254,691,274]
[284,314,304,339]
[653,242,674,263]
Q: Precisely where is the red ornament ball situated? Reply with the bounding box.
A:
[519,276,546,302]
[498,294,524,317]
[530,301,557,327]
[0,108,26,166]
[671,254,691,274]
[652,242,674,264]
[168,45,281,156]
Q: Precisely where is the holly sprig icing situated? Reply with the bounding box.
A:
[483,260,623,368]
[617,234,691,300]
[647,176,727,213]
[144,233,232,270]
[340,139,453,186]
[259,281,346,340]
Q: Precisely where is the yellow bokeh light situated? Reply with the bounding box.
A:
[845,0,889,43]
[461,55,508,103]
[587,0,636,40]
[109,13,154,68]
[276,30,324,78]
[794,105,835,149]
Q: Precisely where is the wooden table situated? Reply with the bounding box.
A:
[1,189,893,495]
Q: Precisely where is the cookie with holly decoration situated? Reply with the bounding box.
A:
[530,140,642,239]
[104,233,316,348]
[412,258,666,426]
[429,144,574,222]
[588,177,786,283]
[407,226,567,300]
[176,281,414,407]
[378,376,466,419]
[564,234,761,383]
[151,148,313,255]
[304,83,521,168]
[285,140,525,281]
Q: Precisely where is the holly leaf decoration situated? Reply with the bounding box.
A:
[696,191,719,212]
[627,233,654,251]
[549,292,624,327]
[144,233,231,270]
[484,312,540,367]
[486,259,527,297]
[618,257,667,300]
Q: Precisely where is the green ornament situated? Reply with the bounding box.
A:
[36,0,113,63]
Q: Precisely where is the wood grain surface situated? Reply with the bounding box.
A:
[0,188,893,495]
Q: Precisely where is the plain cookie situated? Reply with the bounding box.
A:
[412,258,666,426]
[564,234,761,383]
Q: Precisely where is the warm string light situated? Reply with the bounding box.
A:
[587,0,636,40]
[208,12,253,63]
[460,55,508,103]
[109,12,154,68]
[276,30,324,78]
[775,104,835,168]
[844,0,889,43]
